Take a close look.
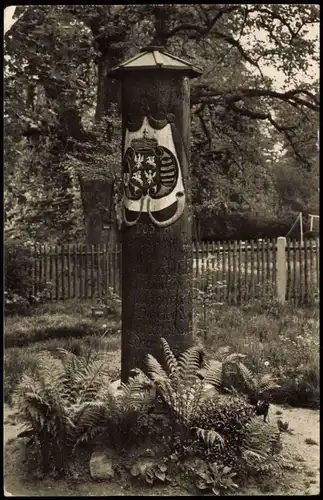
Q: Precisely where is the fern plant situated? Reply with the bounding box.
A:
[145,338,233,450]
[14,349,154,476]
[241,416,283,477]
[14,349,114,475]
[90,370,156,451]
[237,363,280,404]
[145,339,284,480]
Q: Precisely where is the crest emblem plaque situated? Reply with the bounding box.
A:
[122,122,185,227]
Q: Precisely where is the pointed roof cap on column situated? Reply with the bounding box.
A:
[107,45,202,79]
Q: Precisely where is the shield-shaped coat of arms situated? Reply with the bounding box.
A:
[122,123,185,228]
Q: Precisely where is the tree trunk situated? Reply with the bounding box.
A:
[95,43,125,122]
[95,54,121,121]
[43,82,119,245]
[80,179,119,245]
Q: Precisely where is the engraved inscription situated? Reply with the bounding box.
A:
[136,223,155,234]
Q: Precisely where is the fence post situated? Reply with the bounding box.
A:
[276,237,287,304]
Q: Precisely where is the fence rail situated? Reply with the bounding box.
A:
[29,238,319,306]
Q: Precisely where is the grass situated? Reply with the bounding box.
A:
[5,299,120,348]
[4,299,121,405]
[194,301,319,409]
[4,297,320,409]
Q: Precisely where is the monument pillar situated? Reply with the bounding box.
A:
[107,46,202,381]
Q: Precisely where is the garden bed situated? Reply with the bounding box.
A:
[4,401,320,496]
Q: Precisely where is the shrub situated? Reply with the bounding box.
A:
[4,240,50,315]
[271,365,320,408]
[4,291,31,316]
[191,394,281,478]
[5,239,34,299]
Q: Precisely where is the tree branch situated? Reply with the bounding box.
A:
[228,102,312,168]
[196,104,212,148]
[164,5,243,39]
[191,84,320,111]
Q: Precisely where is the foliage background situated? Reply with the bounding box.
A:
[4,5,319,245]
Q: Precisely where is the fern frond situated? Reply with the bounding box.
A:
[155,377,178,412]
[242,448,266,461]
[237,362,256,391]
[75,359,110,404]
[242,416,279,458]
[36,352,67,399]
[75,401,109,429]
[54,347,83,378]
[184,378,206,424]
[203,360,223,391]
[160,337,178,379]
[258,374,280,394]
[74,425,109,450]
[224,353,246,364]
[119,375,155,410]
[55,347,79,365]
[177,346,202,383]
[193,426,225,449]
[146,353,169,381]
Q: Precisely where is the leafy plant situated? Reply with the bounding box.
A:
[242,417,281,459]
[99,370,156,450]
[191,393,256,476]
[130,461,168,485]
[195,463,239,496]
[5,240,34,298]
[191,396,283,483]
[240,417,283,477]
[4,240,52,315]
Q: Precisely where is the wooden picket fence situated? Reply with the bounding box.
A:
[31,244,122,301]
[193,238,319,306]
[30,238,320,306]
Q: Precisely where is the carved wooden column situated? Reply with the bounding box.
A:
[107,46,202,381]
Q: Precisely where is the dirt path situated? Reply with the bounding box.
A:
[4,404,320,496]
[275,404,320,495]
[240,403,320,496]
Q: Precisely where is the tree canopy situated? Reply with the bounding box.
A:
[4,4,320,243]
